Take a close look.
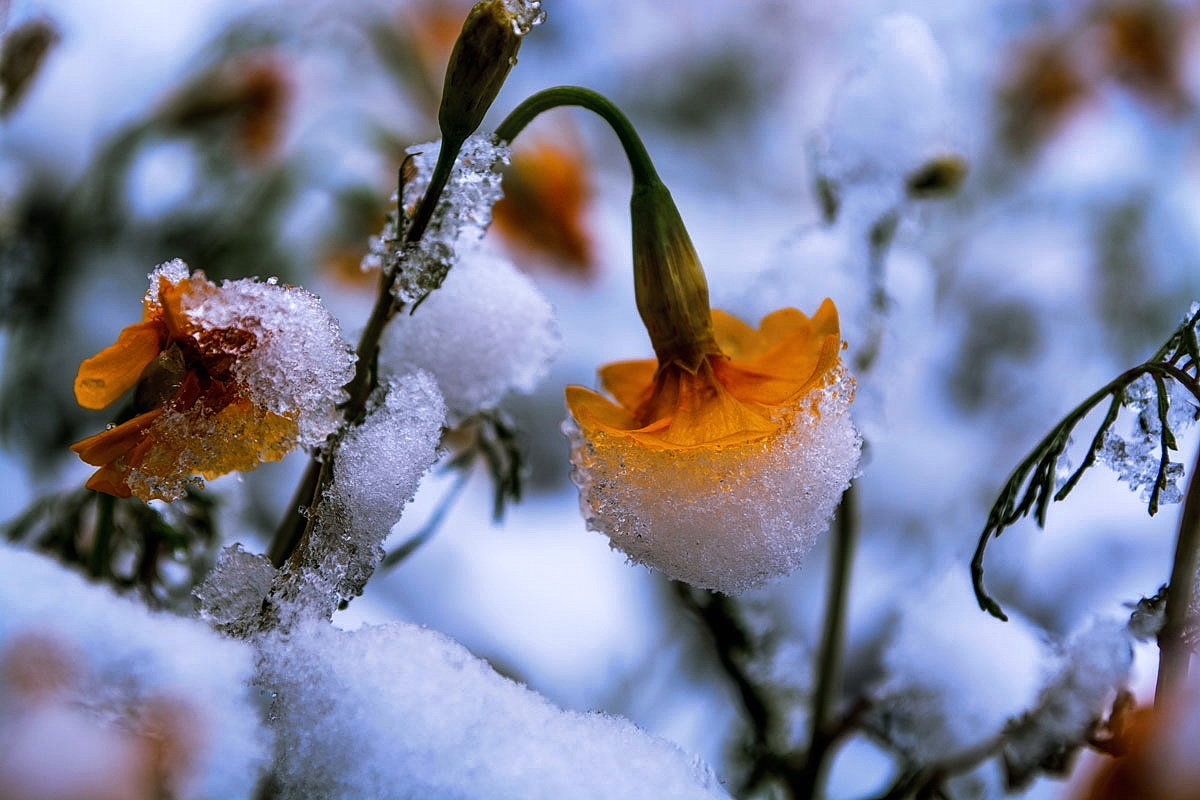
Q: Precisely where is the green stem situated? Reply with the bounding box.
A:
[495,86,659,186]
[1156,441,1200,706]
[797,483,859,799]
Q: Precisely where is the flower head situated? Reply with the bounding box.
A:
[71,260,354,501]
[565,181,859,594]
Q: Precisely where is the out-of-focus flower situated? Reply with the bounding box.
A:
[1076,692,1200,800]
[71,260,354,501]
[159,54,291,162]
[492,124,596,279]
[565,180,859,594]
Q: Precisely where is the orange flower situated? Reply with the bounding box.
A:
[492,126,596,278]
[562,180,858,593]
[567,302,842,450]
[71,261,353,501]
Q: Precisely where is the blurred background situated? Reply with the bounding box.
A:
[3,0,1200,797]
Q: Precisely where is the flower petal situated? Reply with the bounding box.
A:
[70,409,164,466]
[598,359,656,410]
[74,322,165,410]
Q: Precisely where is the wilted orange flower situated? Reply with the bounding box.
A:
[567,302,841,449]
[71,260,353,501]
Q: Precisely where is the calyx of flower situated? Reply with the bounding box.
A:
[631,179,722,373]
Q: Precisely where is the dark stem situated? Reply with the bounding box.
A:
[90,492,114,578]
[797,482,859,799]
[266,135,467,566]
[495,86,659,185]
[1155,441,1200,705]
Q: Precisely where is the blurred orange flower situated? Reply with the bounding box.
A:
[567,301,842,449]
[493,129,596,278]
[70,263,341,501]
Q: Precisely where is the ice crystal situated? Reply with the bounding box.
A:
[193,543,278,630]
[381,251,559,421]
[255,618,730,800]
[566,367,860,595]
[501,0,547,35]
[309,371,446,606]
[389,133,511,306]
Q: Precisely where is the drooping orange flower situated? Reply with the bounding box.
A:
[567,302,842,449]
[563,178,859,594]
[71,260,353,501]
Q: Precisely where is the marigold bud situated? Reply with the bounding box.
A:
[438,0,545,145]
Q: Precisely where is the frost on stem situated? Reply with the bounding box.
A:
[381,251,560,421]
[254,617,730,800]
[1002,618,1135,789]
[0,545,268,799]
[193,543,278,632]
[566,366,860,595]
[1098,373,1198,506]
[286,372,446,616]
[363,134,511,307]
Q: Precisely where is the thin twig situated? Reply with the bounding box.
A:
[1155,441,1200,705]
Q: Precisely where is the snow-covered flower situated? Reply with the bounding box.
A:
[71,260,354,501]
[565,180,860,594]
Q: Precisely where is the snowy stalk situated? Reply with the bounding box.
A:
[797,483,859,798]
[1156,442,1200,705]
[268,0,533,567]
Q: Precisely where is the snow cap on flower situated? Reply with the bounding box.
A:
[71,260,355,501]
[565,180,860,594]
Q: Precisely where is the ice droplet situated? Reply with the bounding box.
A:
[501,0,547,35]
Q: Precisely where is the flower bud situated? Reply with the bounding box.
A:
[630,180,721,372]
[438,0,545,146]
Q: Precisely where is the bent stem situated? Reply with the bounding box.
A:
[496,86,659,185]
[797,482,859,799]
[1155,441,1200,706]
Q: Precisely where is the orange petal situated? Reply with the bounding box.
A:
[565,386,638,433]
[810,298,840,339]
[84,465,134,498]
[74,322,165,410]
[711,310,761,360]
[70,409,164,466]
[598,360,656,410]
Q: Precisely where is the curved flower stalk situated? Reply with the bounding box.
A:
[71,260,354,501]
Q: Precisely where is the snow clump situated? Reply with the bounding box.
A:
[381,251,560,421]
[255,617,731,800]
[565,367,860,595]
